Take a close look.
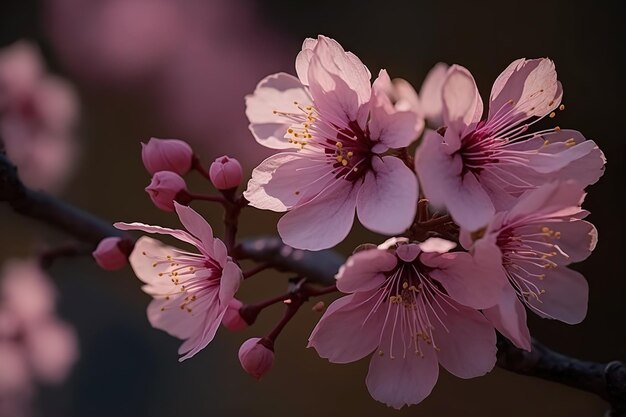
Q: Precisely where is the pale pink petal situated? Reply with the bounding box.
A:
[391,78,421,113]
[432,301,497,378]
[395,243,420,262]
[489,58,561,122]
[419,62,449,126]
[26,319,78,383]
[546,220,597,264]
[295,38,317,85]
[505,181,585,221]
[423,245,504,309]
[439,169,494,232]
[244,153,333,212]
[178,296,226,361]
[366,330,439,409]
[369,71,422,148]
[308,291,386,363]
[526,266,588,324]
[114,221,197,246]
[336,250,397,293]
[441,65,483,136]
[128,237,181,287]
[356,156,418,235]
[212,239,228,267]
[418,238,456,254]
[174,202,214,249]
[218,261,242,305]
[0,342,32,394]
[483,284,531,351]
[278,181,359,250]
[245,72,312,149]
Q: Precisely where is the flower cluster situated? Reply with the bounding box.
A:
[111,35,605,409]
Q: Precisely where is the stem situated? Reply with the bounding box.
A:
[39,242,93,269]
[266,296,305,343]
[184,192,227,204]
[243,262,271,279]
[191,156,212,181]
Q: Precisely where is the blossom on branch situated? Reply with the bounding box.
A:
[462,181,597,350]
[415,59,605,231]
[115,203,242,361]
[309,238,503,408]
[244,35,421,250]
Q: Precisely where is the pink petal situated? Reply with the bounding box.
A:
[418,238,456,254]
[174,202,214,249]
[483,284,531,351]
[1,259,55,322]
[295,38,317,85]
[489,58,561,122]
[245,72,312,149]
[336,250,398,293]
[423,245,504,309]
[505,181,585,221]
[365,329,439,409]
[277,181,358,250]
[356,156,418,235]
[114,221,197,246]
[244,153,333,212]
[526,266,588,324]
[441,65,483,136]
[432,301,497,378]
[218,261,242,305]
[308,291,386,363]
[546,220,597,264]
[212,239,228,267]
[396,243,420,262]
[418,62,449,127]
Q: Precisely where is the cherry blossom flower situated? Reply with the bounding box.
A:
[0,259,78,403]
[461,181,596,350]
[309,238,503,408]
[0,41,79,193]
[415,59,605,231]
[115,203,242,361]
[245,36,420,250]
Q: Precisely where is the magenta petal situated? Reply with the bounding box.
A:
[245,72,312,149]
[308,291,386,364]
[356,156,418,235]
[526,267,588,324]
[432,301,497,378]
[505,181,585,220]
[336,250,397,293]
[278,181,358,250]
[441,65,483,136]
[366,335,439,409]
[483,284,531,351]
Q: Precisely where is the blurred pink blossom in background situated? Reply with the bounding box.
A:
[0,259,79,415]
[0,41,79,193]
[44,0,292,161]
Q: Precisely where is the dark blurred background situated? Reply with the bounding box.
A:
[1,0,625,416]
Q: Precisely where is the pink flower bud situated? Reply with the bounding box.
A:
[209,156,243,190]
[92,237,129,271]
[222,299,248,331]
[238,337,274,380]
[141,138,193,175]
[145,171,187,212]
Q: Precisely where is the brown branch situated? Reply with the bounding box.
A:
[1,152,625,414]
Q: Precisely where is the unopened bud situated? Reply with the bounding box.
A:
[209,156,243,190]
[222,299,248,331]
[145,171,187,212]
[141,138,193,175]
[92,237,130,271]
[238,337,274,380]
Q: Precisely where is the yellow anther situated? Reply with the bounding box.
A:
[549,112,556,118]
[294,191,300,195]
[160,307,165,311]
[152,263,157,268]
[158,273,163,277]
[165,296,170,300]
[336,142,343,148]
[564,138,576,147]
[555,126,561,131]
[346,151,354,158]
[341,159,348,166]
[142,251,147,256]
[287,128,294,133]
[554,231,561,238]
[544,139,550,145]
[336,155,343,163]
[378,350,384,356]
[408,285,418,292]
[402,282,409,289]
[559,104,565,111]
[541,226,550,233]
